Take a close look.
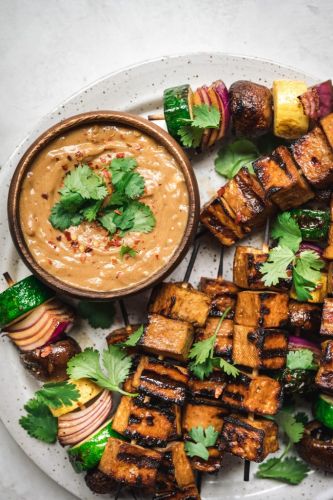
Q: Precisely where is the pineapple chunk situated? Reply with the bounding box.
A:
[50,378,102,417]
[273,80,309,139]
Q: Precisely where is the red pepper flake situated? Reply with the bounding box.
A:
[102,170,110,180]
[67,155,73,161]
[48,240,56,249]
[56,236,62,241]
[114,209,122,215]
[85,247,93,253]
[75,150,82,158]
[41,193,49,200]
[71,241,79,248]
[62,165,68,171]
[64,231,71,241]
[217,187,225,197]
[155,254,159,259]
[88,161,93,166]
[235,213,242,223]
[100,157,106,164]
[116,152,125,158]
[116,271,122,279]
[40,346,52,358]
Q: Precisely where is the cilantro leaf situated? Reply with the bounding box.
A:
[188,335,215,366]
[286,349,317,371]
[120,245,138,259]
[292,251,324,301]
[62,164,108,200]
[19,398,57,443]
[60,192,85,212]
[215,139,258,179]
[49,202,84,230]
[122,325,144,347]
[77,301,115,329]
[178,126,202,148]
[82,200,103,222]
[124,172,145,199]
[271,212,302,252]
[257,457,310,485]
[185,425,219,461]
[129,202,156,234]
[260,246,295,286]
[98,212,117,236]
[275,411,305,444]
[292,269,314,301]
[67,346,136,397]
[109,157,137,186]
[35,382,80,409]
[192,104,220,129]
[189,358,215,381]
[185,441,209,460]
[218,357,240,378]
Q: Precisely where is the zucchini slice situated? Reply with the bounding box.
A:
[0,275,54,329]
[315,394,333,430]
[163,84,193,140]
[68,419,125,472]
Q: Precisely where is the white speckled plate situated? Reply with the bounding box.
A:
[0,53,332,500]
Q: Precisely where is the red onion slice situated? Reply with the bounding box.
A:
[212,80,230,140]
[58,390,112,446]
[298,242,323,257]
[298,80,333,120]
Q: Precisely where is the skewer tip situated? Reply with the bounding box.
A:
[3,272,15,287]
[147,113,165,121]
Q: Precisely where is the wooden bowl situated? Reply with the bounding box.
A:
[8,111,200,300]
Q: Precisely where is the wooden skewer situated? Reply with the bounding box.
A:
[244,218,270,482]
[147,113,165,121]
[3,272,14,287]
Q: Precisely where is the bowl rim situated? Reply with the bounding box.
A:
[8,110,200,300]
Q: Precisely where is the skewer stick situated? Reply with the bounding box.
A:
[244,218,270,481]
[3,272,14,287]
[217,246,224,279]
[147,113,165,121]
[183,238,201,283]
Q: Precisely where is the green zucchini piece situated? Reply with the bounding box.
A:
[290,208,330,241]
[0,275,53,328]
[315,394,333,430]
[68,419,125,472]
[163,84,192,140]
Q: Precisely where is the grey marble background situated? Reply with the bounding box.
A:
[0,0,332,498]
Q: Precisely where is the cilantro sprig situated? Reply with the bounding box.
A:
[215,139,258,178]
[188,308,239,380]
[178,104,220,148]
[286,349,318,371]
[19,381,80,443]
[257,411,310,485]
[118,325,144,348]
[260,212,325,300]
[185,425,219,461]
[67,345,137,397]
[49,157,156,239]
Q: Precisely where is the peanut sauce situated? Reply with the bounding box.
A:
[19,125,189,291]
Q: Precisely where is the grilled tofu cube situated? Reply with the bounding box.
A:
[182,401,227,436]
[219,414,279,462]
[253,146,314,210]
[155,443,199,499]
[189,447,223,474]
[199,277,238,318]
[316,341,333,394]
[133,356,189,405]
[289,300,322,334]
[291,126,333,188]
[195,318,233,360]
[99,438,163,488]
[188,371,227,401]
[233,325,288,370]
[220,373,282,415]
[112,395,180,447]
[200,196,248,246]
[321,113,333,149]
[219,166,273,228]
[138,314,194,361]
[149,283,211,327]
[235,291,289,328]
[106,325,141,346]
[233,246,292,291]
[320,299,333,336]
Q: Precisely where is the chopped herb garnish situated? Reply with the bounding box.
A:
[120,245,138,259]
[185,425,219,461]
[178,104,220,148]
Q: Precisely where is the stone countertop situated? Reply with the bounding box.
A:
[0,0,332,498]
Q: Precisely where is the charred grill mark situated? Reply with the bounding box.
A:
[124,430,168,448]
[141,370,188,391]
[222,390,244,402]
[117,452,161,469]
[260,348,288,359]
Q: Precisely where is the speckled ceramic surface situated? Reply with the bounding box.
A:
[0,53,332,500]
